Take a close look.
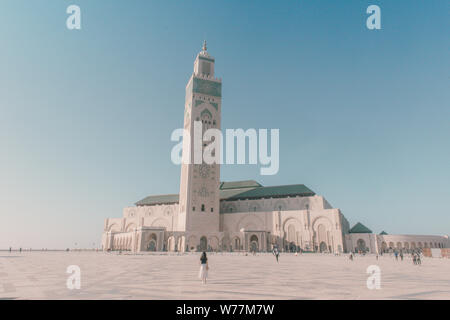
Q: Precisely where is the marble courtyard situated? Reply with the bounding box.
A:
[1,251,449,300]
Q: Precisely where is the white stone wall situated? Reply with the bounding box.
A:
[345,233,450,253]
[220,195,329,214]
[345,233,379,253]
[377,234,449,251]
[220,206,346,253]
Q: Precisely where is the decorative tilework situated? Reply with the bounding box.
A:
[193,78,222,97]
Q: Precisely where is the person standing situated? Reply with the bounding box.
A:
[272,247,280,263]
[199,251,209,284]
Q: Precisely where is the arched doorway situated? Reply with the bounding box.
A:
[147,233,157,251]
[381,241,387,253]
[250,235,259,252]
[357,239,366,252]
[200,236,208,251]
[319,241,328,253]
[233,237,241,251]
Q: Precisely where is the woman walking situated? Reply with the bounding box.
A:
[199,251,209,284]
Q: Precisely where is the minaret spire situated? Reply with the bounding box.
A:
[202,40,207,52]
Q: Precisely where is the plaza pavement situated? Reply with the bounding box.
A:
[0,251,449,300]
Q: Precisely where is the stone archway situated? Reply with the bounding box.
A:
[232,237,241,251]
[312,217,332,253]
[147,233,157,251]
[357,239,366,252]
[250,235,259,252]
[200,236,208,251]
[108,224,120,232]
[125,223,136,232]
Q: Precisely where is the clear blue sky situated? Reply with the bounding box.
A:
[1,0,449,249]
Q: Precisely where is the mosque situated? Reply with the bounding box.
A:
[101,43,449,254]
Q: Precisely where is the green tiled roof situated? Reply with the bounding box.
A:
[220,180,262,190]
[135,181,315,206]
[223,184,315,201]
[380,231,388,235]
[219,187,258,199]
[349,222,373,234]
[135,194,179,206]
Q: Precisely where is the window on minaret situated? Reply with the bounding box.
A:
[201,204,205,212]
[192,207,195,211]
[211,208,214,213]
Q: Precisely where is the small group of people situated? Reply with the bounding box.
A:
[394,251,404,261]
[412,252,422,265]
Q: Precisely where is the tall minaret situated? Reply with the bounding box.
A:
[177,41,222,233]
